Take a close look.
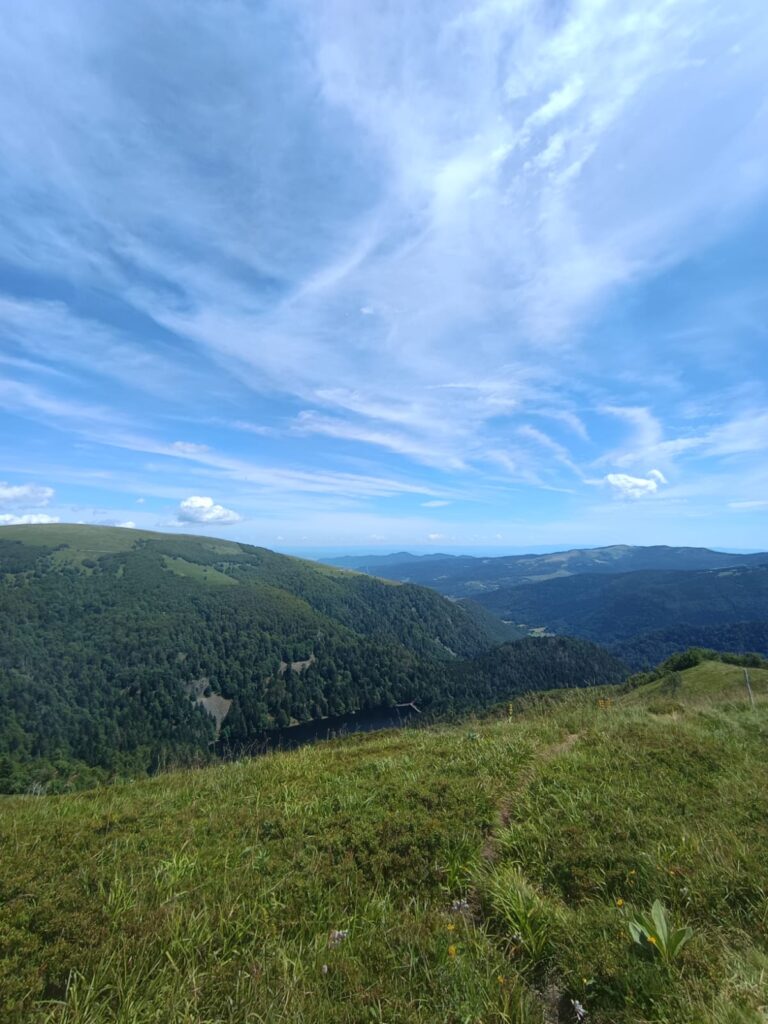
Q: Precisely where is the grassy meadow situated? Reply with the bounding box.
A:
[1,663,767,1023]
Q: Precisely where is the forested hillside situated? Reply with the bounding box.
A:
[613,621,768,669]
[0,526,625,791]
[475,565,768,644]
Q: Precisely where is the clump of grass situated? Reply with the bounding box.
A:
[477,864,561,974]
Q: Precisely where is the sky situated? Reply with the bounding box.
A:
[1,0,767,554]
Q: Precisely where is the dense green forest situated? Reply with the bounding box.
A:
[0,526,625,793]
[475,565,768,643]
[613,621,768,669]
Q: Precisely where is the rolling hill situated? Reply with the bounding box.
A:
[325,544,768,596]
[0,525,625,788]
[2,652,766,1024]
[474,564,768,648]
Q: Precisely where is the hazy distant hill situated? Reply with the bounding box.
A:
[330,550,456,569]
[0,524,623,784]
[324,544,768,596]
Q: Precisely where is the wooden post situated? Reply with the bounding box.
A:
[744,668,755,709]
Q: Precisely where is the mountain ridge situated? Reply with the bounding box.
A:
[323,543,768,595]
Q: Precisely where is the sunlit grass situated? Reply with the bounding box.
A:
[2,668,767,1023]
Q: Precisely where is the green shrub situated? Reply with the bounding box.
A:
[628,900,693,964]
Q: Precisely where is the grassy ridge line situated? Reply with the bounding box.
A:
[0,523,354,577]
[2,665,767,1023]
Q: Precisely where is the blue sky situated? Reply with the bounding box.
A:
[1,0,767,553]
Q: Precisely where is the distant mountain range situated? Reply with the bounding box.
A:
[325,544,768,596]
[326,545,768,668]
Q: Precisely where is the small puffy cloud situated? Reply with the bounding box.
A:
[135,497,146,504]
[0,513,60,525]
[427,532,445,541]
[421,500,451,508]
[116,520,137,529]
[0,482,54,506]
[604,469,667,499]
[177,495,241,525]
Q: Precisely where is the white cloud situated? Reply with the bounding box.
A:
[427,532,445,541]
[177,495,241,525]
[603,469,668,499]
[728,500,768,510]
[116,520,137,528]
[0,481,54,506]
[421,500,451,508]
[0,513,60,525]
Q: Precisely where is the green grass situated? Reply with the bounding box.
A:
[162,556,239,586]
[0,524,257,567]
[624,659,768,706]
[2,665,767,1023]
[0,523,162,554]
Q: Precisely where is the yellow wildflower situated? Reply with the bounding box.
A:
[497,975,505,985]
[446,923,456,932]
[648,935,657,945]
[448,945,457,957]
[616,898,624,907]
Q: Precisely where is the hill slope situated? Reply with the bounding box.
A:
[325,544,768,596]
[476,564,768,644]
[613,620,768,669]
[0,525,625,784]
[2,660,767,1024]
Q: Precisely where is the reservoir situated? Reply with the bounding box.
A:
[251,704,421,754]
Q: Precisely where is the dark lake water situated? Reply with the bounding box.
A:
[256,705,421,753]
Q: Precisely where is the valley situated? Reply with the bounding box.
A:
[328,546,768,669]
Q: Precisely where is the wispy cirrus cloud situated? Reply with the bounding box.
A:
[0,1,766,545]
